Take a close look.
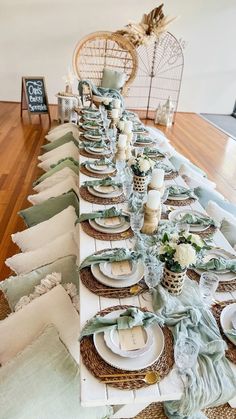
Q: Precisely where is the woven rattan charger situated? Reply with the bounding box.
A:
[211,300,236,365]
[187,269,236,292]
[80,220,133,241]
[164,171,178,180]
[165,197,197,206]
[79,185,125,205]
[80,164,117,179]
[80,305,174,390]
[79,148,111,159]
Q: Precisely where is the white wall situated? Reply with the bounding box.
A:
[0,0,235,113]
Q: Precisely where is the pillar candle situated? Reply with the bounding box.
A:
[118,120,125,131]
[118,134,127,149]
[111,108,119,119]
[150,168,164,188]
[113,99,121,109]
[124,120,133,133]
[146,190,161,210]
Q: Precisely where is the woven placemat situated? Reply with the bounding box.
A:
[165,197,196,206]
[211,300,236,364]
[79,186,125,205]
[80,305,174,390]
[79,148,111,159]
[197,225,218,239]
[187,269,236,292]
[131,402,236,419]
[80,165,117,179]
[164,171,178,180]
[0,291,11,320]
[81,220,133,241]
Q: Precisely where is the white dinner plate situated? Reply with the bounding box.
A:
[93,310,164,370]
[99,259,138,280]
[82,123,102,130]
[91,262,144,288]
[103,310,154,358]
[169,209,210,232]
[85,147,108,156]
[168,194,190,201]
[89,218,130,234]
[220,303,236,346]
[93,184,119,194]
[84,133,103,140]
[95,216,125,228]
[85,163,116,175]
[193,248,236,281]
[87,186,123,199]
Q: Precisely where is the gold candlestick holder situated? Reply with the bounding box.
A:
[148,183,165,197]
[115,146,126,162]
[141,203,161,235]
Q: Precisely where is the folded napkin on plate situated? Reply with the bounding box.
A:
[144,147,165,156]
[77,206,129,223]
[80,307,162,339]
[194,257,236,272]
[80,248,141,270]
[168,185,195,198]
[82,158,114,167]
[83,177,122,188]
[135,137,153,143]
[154,162,173,172]
[176,213,218,227]
[225,328,236,344]
[80,140,107,149]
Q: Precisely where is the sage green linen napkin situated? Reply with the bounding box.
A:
[168,185,195,198]
[0,324,111,419]
[33,159,80,186]
[0,255,79,310]
[42,132,79,152]
[50,157,79,169]
[194,257,236,272]
[80,248,141,270]
[175,213,218,227]
[77,206,129,223]
[81,307,162,339]
[83,177,122,188]
[152,279,236,419]
[144,147,165,156]
[80,140,107,149]
[19,190,80,227]
[135,137,153,143]
[82,158,115,167]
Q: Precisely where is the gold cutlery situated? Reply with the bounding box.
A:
[100,371,160,385]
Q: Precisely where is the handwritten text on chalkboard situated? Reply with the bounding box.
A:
[25,79,48,112]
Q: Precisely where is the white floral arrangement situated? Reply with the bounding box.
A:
[128,154,155,177]
[159,231,204,272]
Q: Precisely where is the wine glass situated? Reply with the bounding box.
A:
[123,181,133,205]
[174,336,199,372]
[199,272,219,306]
[115,159,126,182]
[130,212,144,241]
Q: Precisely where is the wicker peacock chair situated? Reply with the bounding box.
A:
[72,31,138,96]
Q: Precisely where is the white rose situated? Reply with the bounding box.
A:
[174,243,196,269]
[138,158,151,173]
[103,98,110,105]
[128,157,136,167]
[189,234,204,248]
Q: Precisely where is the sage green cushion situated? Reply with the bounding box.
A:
[33,158,80,186]
[101,67,126,90]
[0,255,79,310]
[194,186,236,215]
[42,132,79,152]
[19,190,80,227]
[220,219,236,248]
[0,325,110,419]
[169,156,206,177]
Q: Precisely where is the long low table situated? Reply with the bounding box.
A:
[78,129,236,418]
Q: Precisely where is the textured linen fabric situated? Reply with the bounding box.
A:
[33,167,78,192]
[5,232,78,275]
[38,143,79,171]
[220,218,236,247]
[48,122,77,134]
[45,125,80,142]
[184,178,225,201]
[206,200,236,224]
[19,190,80,227]
[195,187,236,215]
[179,164,216,189]
[28,176,80,205]
[33,158,79,186]
[169,156,206,177]
[12,206,77,252]
[101,67,126,90]
[0,324,110,419]
[0,255,79,310]
[0,286,80,364]
[42,131,79,151]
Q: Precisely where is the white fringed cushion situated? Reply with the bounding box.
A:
[220,219,236,248]
[46,126,80,142]
[33,167,78,192]
[5,232,78,275]
[28,176,80,205]
[48,122,77,134]
[184,177,225,199]
[0,285,80,365]
[38,144,79,172]
[206,201,236,224]
[180,164,216,189]
[11,206,77,252]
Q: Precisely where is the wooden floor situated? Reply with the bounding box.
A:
[0,102,235,281]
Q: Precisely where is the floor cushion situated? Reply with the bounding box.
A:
[33,158,79,186]
[28,176,80,205]
[42,131,79,152]
[33,167,78,192]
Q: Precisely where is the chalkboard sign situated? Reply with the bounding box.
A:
[21,76,51,123]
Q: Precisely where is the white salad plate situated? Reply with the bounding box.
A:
[85,163,116,175]
[99,259,138,280]
[220,303,236,346]
[93,184,119,194]
[95,216,126,228]
[85,147,108,155]
[93,310,164,370]
[91,262,144,288]
[89,218,130,234]
[87,186,122,199]
[194,248,236,281]
[169,209,210,232]
[84,133,103,140]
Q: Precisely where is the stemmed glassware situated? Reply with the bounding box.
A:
[174,336,199,373]
[115,159,126,182]
[199,272,219,306]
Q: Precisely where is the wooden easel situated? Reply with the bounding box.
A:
[20,77,51,125]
